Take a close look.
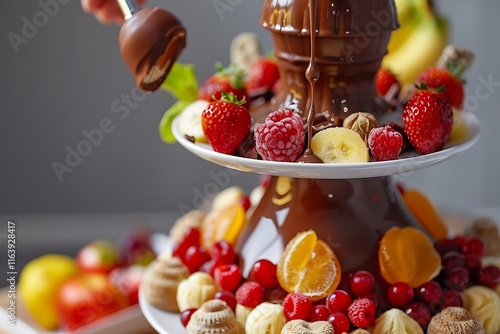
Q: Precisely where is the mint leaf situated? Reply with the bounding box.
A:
[159,100,191,143]
[161,63,198,102]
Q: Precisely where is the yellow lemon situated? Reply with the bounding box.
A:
[19,254,79,330]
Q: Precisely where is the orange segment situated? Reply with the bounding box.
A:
[201,204,246,248]
[277,230,341,301]
[378,226,441,288]
[402,188,448,240]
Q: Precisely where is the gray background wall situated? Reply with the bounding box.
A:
[1,0,499,216]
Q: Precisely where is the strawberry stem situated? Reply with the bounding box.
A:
[214,62,246,90]
[218,91,247,106]
[414,82,445,93]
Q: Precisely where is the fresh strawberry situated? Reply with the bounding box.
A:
[254,109,305,162]
[199,63,250,109]
[375,68,399,96]
[246,57,280,95]
[201,92,251,154]
[416,66,464,109]
[403,85,453,154]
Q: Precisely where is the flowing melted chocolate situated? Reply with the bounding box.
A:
[119,8,186,92]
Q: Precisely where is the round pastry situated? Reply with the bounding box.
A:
[427,307,484,334]
[186,299,239,334]
[462,286,500,334]
[281,320,333,334]
[141,256,190,312]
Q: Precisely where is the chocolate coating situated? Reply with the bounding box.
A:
[119,7,186,92]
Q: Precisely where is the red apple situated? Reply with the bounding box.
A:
[109,265,145,305]
[58,273,129,332]
[76,240,122,274]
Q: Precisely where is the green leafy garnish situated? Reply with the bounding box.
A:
[159,100,191,143]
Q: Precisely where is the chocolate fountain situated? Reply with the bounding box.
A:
[235,0,422,289]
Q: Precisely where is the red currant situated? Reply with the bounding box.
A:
[235,281,265,308]
[209,241,237,264]
[214,264,242,292]
[215,290,237,311]
[249,259,278,289]
[477,265,500,289]
[404,302,431,328]
[283,293,312,321]
[465,237,485,256]
[349,271,376,296]
[464,253,482,275]
[184,245,210,273]
[442,251,465,274]
[442,289,463,308]
[328,312,351,333]
[445,267,470,291]
[180,308,197,327]
[326,290,352,314]
[387,282,414,308]
[416,281,442,304]
[308,305,331,322]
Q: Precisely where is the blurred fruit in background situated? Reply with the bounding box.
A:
[383,0,448,84]
[119,228,156,267]
[76,240,122,274]
[109,265,146,305]
[18,254,80,330]
[58,273,129,332]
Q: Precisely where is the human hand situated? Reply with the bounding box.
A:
[81,0,148,24]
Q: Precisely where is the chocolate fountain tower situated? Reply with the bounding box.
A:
[237,0,419,292]
[262,0,399,123]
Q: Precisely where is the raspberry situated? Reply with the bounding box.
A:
[282,293,312,321]
[368,125,403,161]
[235,281,265,308]
[213,264,242,292]
[347,297,376,329]
[254,109,305,162]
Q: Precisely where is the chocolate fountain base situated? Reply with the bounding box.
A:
[237,176,421,291]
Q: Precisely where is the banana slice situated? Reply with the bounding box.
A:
[311,127,369,163]
[245,302,285,334]
[372,308,423,334]
[176,272,217,312]
[177,100,209,143]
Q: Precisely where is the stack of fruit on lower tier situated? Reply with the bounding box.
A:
[142,184,500,334]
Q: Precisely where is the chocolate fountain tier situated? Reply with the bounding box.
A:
[261,0,399,122]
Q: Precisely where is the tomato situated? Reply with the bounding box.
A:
[76,240,122,274]
[58,273,129,332]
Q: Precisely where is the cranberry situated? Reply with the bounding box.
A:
[387,282,414,308]
[215,290,237,310]
[349,271,376,296]
[416,281,443,304]
[465,237,485,256]
[442,289,463,308]
[249,259,278,289]
[308,305,331,322]
[328,312,351,334]
[445,267,470,291]
[404,302,431,328]
[477,265,500,289]
[214,264,242,292]
[184,245,210,273]
[180,308,197,327]
[235,281,265,308]
[453,235,469,252]
[283,293,313,321]
[240,195,252,212]
[209,241,237,264]
[326,290,352,315]
[464,253,482,276]
[434,238,461,255]
[441,251,465,273]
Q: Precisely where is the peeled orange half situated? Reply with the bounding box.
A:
[378,226,441,288]
[277,230,341,301]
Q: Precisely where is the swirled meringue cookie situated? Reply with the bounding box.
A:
[186,299,240,334]
[371,308,423,334]
[462,286,500,334]
[245,302,285,334]
[141,256,190,312]
[281,320,333,334]
[176,272,217,312]
[427,307,484,334]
